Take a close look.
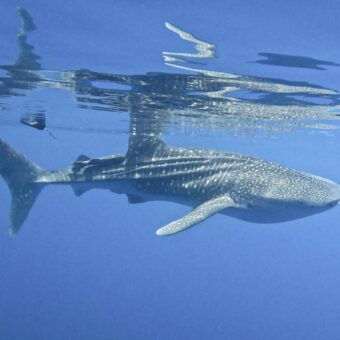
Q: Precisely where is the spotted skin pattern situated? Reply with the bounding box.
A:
[0,137,339,235]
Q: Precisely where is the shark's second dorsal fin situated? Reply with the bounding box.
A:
[156,195,238,236]
[126,135,169,163]
[72,155,91,172]
[76,154,91,162]
[72,154,126,174]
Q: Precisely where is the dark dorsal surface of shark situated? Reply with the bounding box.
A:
[0,137,339,236]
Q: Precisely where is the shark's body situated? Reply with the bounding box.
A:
[0,137,339,235]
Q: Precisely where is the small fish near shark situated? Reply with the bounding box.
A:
[0,137,339,236]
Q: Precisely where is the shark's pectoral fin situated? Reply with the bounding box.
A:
[156,195,237,236]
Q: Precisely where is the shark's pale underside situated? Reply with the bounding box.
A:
[0,136,339,236]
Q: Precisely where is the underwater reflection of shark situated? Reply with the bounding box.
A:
[1,137,339,236]
[2,8,340,137]
[254,52,340,70]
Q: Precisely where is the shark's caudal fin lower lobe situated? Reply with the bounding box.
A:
[0,138,45,234]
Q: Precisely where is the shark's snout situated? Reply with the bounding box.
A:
[324,184,340,208]
[299,176,340,209]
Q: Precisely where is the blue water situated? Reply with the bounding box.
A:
[1,1,340,339]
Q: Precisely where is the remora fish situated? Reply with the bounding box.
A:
[0,137,339,236]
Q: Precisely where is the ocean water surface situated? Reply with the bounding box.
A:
[1,1,340,339]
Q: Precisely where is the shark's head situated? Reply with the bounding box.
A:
[298,175,340,210]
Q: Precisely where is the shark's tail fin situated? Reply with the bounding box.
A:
[0,138,45,234]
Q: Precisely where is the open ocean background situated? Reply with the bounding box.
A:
[1,1,340,339]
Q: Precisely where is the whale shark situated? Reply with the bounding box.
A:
[0,136,339,236]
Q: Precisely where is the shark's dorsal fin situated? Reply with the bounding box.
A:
[156,195,238,236]
[127,194,145,204]
[126,135,169,163]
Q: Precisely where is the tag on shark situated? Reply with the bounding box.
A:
[156,195,237,236]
